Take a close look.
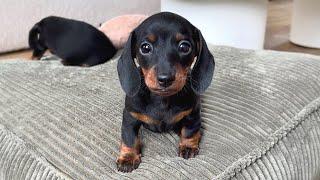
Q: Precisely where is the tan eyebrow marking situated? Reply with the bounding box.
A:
[176,33,186,42]
[146,34,157,43]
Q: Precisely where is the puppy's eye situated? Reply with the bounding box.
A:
[178,40,192,54]
[140,42,153,55]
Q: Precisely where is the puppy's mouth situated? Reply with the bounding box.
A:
[145,77,188,97]
[149,87,181,96]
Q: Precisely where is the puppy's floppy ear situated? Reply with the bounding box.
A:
[191,29,215,94]
[117,31,141,97]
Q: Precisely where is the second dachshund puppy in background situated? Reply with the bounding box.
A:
[117,12,215,172]
[29,16,116,67]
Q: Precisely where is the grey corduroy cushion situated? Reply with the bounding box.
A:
[0,46,320,180]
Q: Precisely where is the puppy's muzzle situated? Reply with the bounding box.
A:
[157,74,175,88]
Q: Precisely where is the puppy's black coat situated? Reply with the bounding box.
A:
[116,12,215,172]
[29,16,116,66]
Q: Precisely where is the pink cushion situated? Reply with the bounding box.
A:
[99,14,148,49]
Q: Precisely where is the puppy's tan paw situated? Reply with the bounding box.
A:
[117,153,141,172]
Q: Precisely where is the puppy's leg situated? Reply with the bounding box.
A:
[117,110,142,172]
[29,24,47,60]
[32,48,46,60]
[83,53,115,67]
[80,56,101,67]
[178,108,202,159]
[64,56,101,67]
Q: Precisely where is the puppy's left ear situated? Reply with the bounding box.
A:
[191,29,215,94]
[117,31,141,97]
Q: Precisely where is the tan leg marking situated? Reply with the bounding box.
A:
[117,138,141,172]
[179,129,201,159]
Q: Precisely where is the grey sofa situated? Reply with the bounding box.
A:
[0,46,319,179]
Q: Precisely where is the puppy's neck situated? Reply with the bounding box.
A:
[149,92,171,101]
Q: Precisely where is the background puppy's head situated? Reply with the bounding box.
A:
[118,12,214,97]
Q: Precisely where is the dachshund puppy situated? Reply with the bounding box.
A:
[29,16,116,66]
[117,12,215,172]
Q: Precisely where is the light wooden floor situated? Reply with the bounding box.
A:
[0,0,319,61]
[264,0,320,55]
[0,49,32,60]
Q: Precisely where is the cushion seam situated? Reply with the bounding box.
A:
[214,96,320,180]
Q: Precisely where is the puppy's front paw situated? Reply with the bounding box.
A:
[179,145,199,159]
[178,130,201,159]
[117,153,141,173]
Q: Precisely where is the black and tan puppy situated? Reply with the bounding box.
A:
[116,12,215,172]
[29,16,116,66]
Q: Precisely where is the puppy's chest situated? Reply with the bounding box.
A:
[131,98,193,126]
[147,103,185,123]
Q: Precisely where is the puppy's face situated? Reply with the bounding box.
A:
[118,12,214,97]
[134,15,198,96]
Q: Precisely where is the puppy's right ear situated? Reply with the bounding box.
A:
[117,31,141,97]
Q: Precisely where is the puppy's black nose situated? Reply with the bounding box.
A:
[157,75,175,88]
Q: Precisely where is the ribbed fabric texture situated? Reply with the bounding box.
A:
[0,125,70,179]
[0,46,320,179]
